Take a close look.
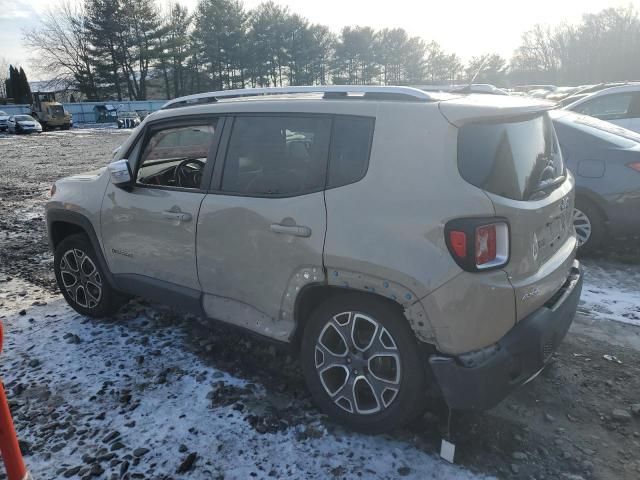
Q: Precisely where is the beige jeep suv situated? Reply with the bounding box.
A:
[46,86,582,433]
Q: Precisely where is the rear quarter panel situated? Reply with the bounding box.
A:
[323,102,507,350]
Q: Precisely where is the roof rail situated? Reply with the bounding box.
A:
[161,86,435,109]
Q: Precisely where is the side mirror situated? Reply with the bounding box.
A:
[108,159,133,188]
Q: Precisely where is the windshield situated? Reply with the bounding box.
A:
[15,115,35,122]
[457,113,564,201]
[0,111,7,116]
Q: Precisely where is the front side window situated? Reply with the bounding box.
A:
[573,93,633,120]
[221,116,331,196]
[137,122,216,189]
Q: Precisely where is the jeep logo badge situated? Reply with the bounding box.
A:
[559,196,570,211]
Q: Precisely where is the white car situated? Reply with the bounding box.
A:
[0,110,9,131]
[7,115,43,134]
[564,84,640,132]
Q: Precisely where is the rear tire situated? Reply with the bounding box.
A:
[301,293,427,434]
[54,234,125,317]
[573,199,605,254]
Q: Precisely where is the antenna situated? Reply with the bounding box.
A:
[469,55,490,88]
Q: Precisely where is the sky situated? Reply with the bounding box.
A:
[1,0,637,79]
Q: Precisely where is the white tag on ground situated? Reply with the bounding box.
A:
[440,439,455,463]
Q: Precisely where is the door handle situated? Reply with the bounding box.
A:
[270,223,312,237]
[163,211,192,222]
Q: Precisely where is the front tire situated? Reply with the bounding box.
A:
[54,234,124,317]
[301,293,427,434]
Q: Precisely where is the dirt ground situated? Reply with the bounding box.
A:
[0,127,639,480]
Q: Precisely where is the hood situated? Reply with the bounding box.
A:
[18,121,39,127]
[438,94,554,127]
[63,168,106,181]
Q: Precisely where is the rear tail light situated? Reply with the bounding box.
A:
[627,162,640,172]
[445,218,510,272]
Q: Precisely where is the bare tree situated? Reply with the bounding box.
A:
[23,1,98,99]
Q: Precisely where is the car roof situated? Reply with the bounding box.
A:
[152,86,552,126]
[564,83,640,109]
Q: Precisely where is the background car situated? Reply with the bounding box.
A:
[0,110,9,131]
[7,115,43,134]
[545,86,583,102]
[552,110,640,252]
[117,111,141,129]
[563,83,640,132]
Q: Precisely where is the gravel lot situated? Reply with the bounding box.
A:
[1,127,639,480]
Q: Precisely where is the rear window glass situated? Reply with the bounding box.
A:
[457,114,564,201]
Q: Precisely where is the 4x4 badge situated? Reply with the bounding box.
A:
[522,288,541,302]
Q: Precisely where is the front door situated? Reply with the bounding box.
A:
[197,115,331,340]
[101,117,220,292]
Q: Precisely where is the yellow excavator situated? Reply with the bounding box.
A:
[31,92,72,130]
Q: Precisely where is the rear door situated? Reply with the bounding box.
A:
[457,113,576,320]
[625,93,640,133]
[196,115,330,340]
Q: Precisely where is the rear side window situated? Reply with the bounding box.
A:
[458,114,564,201]
[221,116,331,196]
[327,116,375,188]
[572,93,633,120]
[553,113,640,148]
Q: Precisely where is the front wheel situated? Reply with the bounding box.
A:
[301,294,427,434]
[54,234,124,317]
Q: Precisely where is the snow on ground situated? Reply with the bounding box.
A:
[579,260,640,326]
[0,279,489,480]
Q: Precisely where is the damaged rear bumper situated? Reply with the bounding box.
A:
[428,260,582,410]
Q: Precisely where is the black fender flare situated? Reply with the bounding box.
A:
[46,209,117,288]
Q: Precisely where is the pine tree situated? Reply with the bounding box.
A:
[18,67,32,104]
[6,66,15,100]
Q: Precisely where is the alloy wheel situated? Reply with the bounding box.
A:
[59,249,103,309]
[314,311,401,415]
[573,208,592,246]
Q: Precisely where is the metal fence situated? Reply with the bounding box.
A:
[0,100,167,123]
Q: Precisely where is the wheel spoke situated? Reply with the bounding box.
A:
[74,284,88,308]
[63,251,79,272]
[351,313,378,352]
[366,371,400,408]
[352,376,382,414]
[332,374,357,413]
[315,340,347,369]
[331,312,355,351]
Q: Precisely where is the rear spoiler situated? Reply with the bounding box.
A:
[438,94,555,127]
